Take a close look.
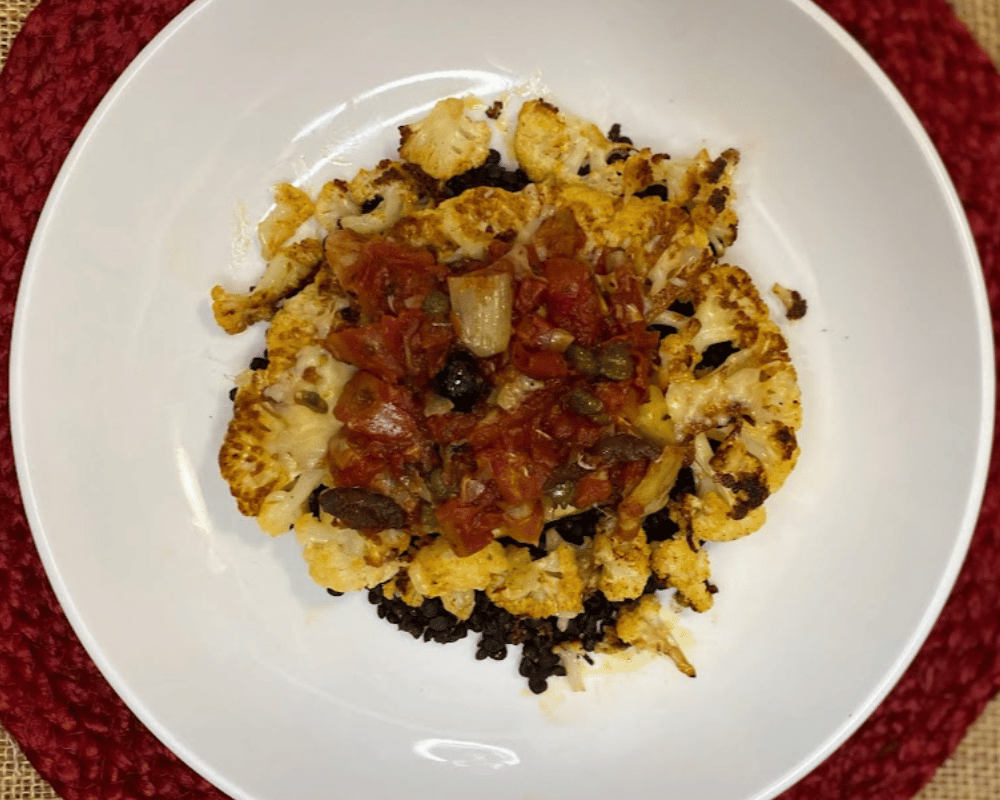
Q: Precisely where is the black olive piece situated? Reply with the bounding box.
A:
[430,349,488,413]
[359,194,383,214]
[635,184,669,201]
[642,505,680,542]
[577,162,591,177]
[228,387,238,402]
[668,299,695,316]
[249,354,269,371]
[670,466,697,500]
[317,487,406,530]
[606,150,629,165]
[326,588,345,597]
[695,341,739,374]
[590,433,661,464]
[647,323,678,340]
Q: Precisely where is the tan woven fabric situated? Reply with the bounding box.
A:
[0,0,996,798]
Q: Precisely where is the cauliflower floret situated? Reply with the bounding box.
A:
[772,282,808,321]
[651,536,714,612]
[258,183,315,259]
[614,593,695,677]
[211,238,324,335]
[513,99,629,183]
[387,184,544,262]
[218,283,354,522]
[615,446,685,537]
[218,370,291,517]
[339,159,427,235]
[590,527,652,602]
[404,538,509,620]
[398,97,492,181]
[257,468,326,537]
[637,263,801,543]
[314,179,360,232]
[487,542,584,618]
[296,516,410,593]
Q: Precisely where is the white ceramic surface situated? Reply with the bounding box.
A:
[10,0,994,799]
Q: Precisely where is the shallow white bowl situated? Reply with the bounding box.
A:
[10,0,994,799]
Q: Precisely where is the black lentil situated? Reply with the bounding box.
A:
[338,305,361,324]
[542,507,602,546]
[635,184,669,201]
[445,149,531,197]
[668,299,695,316]
[607,123,633,145]
[307,483,328,519]
[360,194,383,214]
[670,466,697,500]
[361,575,664,694]
[647,323,678,340]
[694,340,739,375]
[642,505,680,542]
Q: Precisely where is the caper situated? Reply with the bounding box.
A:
[422,290,450,317]
[564,344,599,378]
[543,463,587,505]
[294,389,329,414]
[567,388,604,416]
[547,482,576,505]
[598,342,634,381]
[425,468,452,503]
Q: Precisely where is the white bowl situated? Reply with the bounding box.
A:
[10,0,994,798]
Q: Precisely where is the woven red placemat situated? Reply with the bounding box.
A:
[0,0,997,799]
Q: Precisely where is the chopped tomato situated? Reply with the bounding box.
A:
[532,207,587,259]
[336,240,446,320]
[543,405,604,450]
[333,371,424,445]
[327,432,397,487]
[574,472,613,508]
[614,459,650,498]
[499,502,544,546]
[480,448,550,505]
[605,273,646,336]
[514,276,548,316]
[511,342,568,379]
[543,257,604,347]
[325,312,416,384]
[435,498,502,556]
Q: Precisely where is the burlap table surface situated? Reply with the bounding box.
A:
[0,1,997,799]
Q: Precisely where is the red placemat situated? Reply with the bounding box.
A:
[0,0,997,798]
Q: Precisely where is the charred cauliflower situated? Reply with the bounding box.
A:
[399,97,492,180]
[211,93,805,693]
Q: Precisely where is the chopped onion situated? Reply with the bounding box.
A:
[448,271,513,357]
